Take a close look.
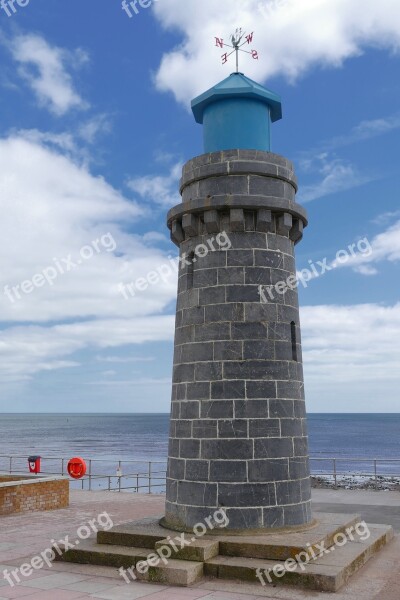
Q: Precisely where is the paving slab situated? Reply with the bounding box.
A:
[91,583,168,599]
[312,488,400,506]
[62,577,123,594]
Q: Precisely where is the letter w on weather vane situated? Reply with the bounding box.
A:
[215,28,259,72]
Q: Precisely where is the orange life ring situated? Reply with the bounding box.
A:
[67,457,87,479]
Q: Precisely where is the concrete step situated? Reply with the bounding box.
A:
[53,518,394,592]
[97,516,167,549]
[154,537,219,562]
[54,540,204,586]
[98,513,361,562]
[97,515,219,562]
[218,512,361,561]
[204,524,394,592]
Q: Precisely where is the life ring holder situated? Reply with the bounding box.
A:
[67,457,87,480]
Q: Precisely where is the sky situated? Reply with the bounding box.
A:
[0,0,399,413]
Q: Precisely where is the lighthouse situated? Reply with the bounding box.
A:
[57,39,394,592]
[163,69,311,532]
[57,39,393,597]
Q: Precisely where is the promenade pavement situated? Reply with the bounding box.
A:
[0,489,398,600]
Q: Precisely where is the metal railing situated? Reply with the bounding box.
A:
[310,456,400,490]
[1,454,400,492]
[0,455,167,494]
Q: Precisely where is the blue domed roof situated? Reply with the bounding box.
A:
[191,73,282,124]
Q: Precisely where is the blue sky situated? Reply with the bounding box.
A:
[0,0,399,413]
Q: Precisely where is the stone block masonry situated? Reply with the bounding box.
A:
[164,150,312,533]
[0,475,69,515]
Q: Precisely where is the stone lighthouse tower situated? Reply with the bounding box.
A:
[164,72,311,532]
[55,60,393,593]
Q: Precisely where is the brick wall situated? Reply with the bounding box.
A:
[0,477,69,515]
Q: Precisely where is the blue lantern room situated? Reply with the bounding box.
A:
[191,73,282,154]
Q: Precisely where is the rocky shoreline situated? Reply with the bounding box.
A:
[311,474,400,491]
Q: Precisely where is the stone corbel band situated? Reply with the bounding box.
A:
[167,150,308,246]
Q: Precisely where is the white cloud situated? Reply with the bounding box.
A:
[301,303,400,411]
[0,132,180,382]
[326,115,400,150]
[372,210,400,226]
[332,219,400,274]
[353,265,379,276]
[298,114,400,170]
[2,292,400,413]
[127,162,182,207]
[12,128,89,165]
[13,118,114,167]
[10,33,88,115]
[0,317,174,383]
[1,126,398,408]
[296,111,400,202]
[142,231,170,245]
[78,114,112,144]
[13,128,76,153]
[299,154,372,203]
[86,377,171,386]
[95,356,155,364]
[153,0,400,107]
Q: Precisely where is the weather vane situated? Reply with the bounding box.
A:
[215,28,259,73]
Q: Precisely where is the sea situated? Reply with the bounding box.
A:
[0,414,399,490]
